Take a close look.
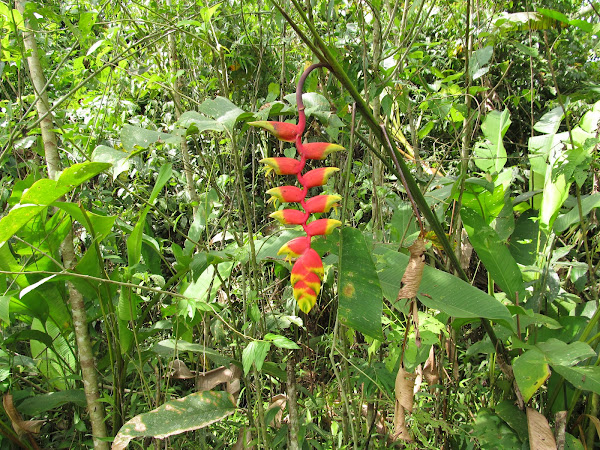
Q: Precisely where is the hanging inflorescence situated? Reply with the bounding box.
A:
[249,63,343,314]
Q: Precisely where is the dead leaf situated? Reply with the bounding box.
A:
[267,394,287,428]
[423,346,439,387]
[232,426,254,450]
[397,239,426,299]
[168,359,195,379]
[393,366,416,442]
[527,407,557,450]
[3,393,44,438]
[196,364,240,393]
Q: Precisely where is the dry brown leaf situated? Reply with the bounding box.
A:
[196,364,240,393]
[397,239,426,300]
[423,346,439,387]
[232,426,254,450]
[393,366,416,442]
[3,393,44,438]
[584,414,600,441]
[267,394,287,428]
[527,407,557,450]
[226,364,242,399]
[168,359,195,379]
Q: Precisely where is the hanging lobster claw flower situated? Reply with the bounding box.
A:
[301,167,340,188]
[260,157,303,176]
[301,142,345,160]
[305,218,342,236]
[269,209,306,225]
[266,186,305,204]
[294,285,318,314]
[291,266,321,296]
[277,236,311,260]
[295,248,324,279]
[249,121,301,142]
[304,194,342,214]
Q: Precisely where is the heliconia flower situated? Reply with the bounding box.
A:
[269,209,306,225]
[277,236,311,260]
[291,268,321,297]
[295,248,324,279]
[249,121,300,142]
[305,218,342,236]
[293,285,318,314]
[301,167,340,189]
[266,186,305,204]
[304,194,342,214]
[260,158,303,176]
[301,142,345,160]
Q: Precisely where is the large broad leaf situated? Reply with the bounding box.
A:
[177,111,224,134]
[127,164,172,267]
[374,245,513,325]
[461,207,525,303]
[0,162,110,245]
[112,391,236,450]
[553,193,600,232]
[120,124,176,152]
[540,169,570,232]
[474,109,511,174]
[17,390,87,416]
[553,365,600,395]
[513,350,551,402]
[91,145,130,179]
[198,96,251,134]
[338,228,383,340]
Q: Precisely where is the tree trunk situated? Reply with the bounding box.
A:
[15,2,109,448]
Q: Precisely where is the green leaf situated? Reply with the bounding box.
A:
[198,96,249,134]
[474,109,511,173]
[127,164,172,267]
[374,245,513,324]
[0,206,46,246]
[540,170,570,232]
[151,340,233,367]
[120,124,173,152]
[113,391,236,450]
[91,145,130,179]
[264,333,300,350]
[469,46,493,80]
[53,202,116,241]
[494,400,529,442]
[461,207,525,303]
[178,111,224,134]
[513,349,550,402]
[533,106,564,134]
[18,390,87,416]
[242,341,271,375]
[553,193,600,232]
[536,339,596,367]
[553,365,600,395]
[0,296,10,324]
[338,228,383,340]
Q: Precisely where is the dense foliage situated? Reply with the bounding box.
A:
[0,0,599,448]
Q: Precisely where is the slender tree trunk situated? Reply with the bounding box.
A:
[15,2,109,448]
[371,8,384,234]
[286,356,299,450]
[166,0,200,214]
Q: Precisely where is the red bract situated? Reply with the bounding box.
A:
[301,167,340,189]
[266,186,305,204]
[269,209,306,225]
[301,142,345,160]
[249,121,300,142]
[305,219,342,236]
[304,195,342,214]
[260,157,303,176]
[252,63,344,313]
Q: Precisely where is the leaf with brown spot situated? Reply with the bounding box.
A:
[527,407,557,450]
[397,239,426,299]
[112,391,236,449]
